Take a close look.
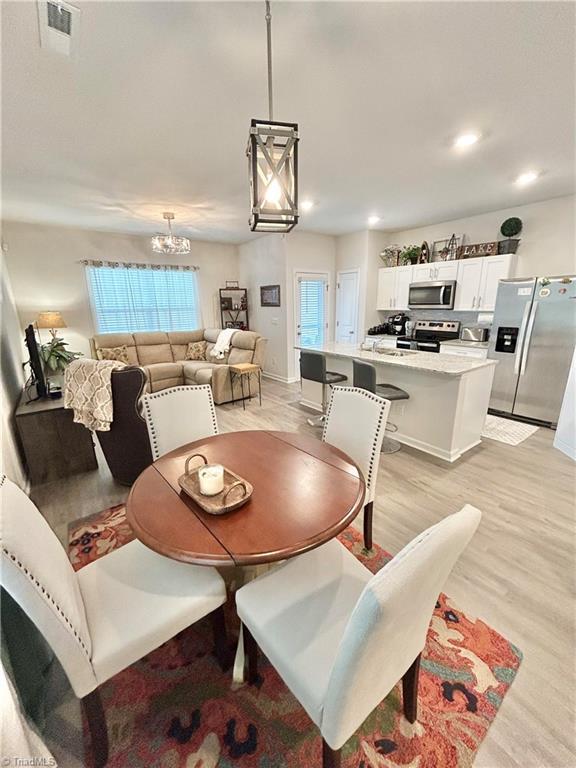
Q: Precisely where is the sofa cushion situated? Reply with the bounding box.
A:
[98,345,130,364]
[182,361,221,379]
[133,332,173,365]
[168,330,205,361]
[93,333,139,366]
[195,369,213,386]
[185,341,208,361]
[203,329,221,344]
[230,330,259,351]
[143,362,183,382]
[228,347,253,365]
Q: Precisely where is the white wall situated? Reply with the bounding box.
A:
[2,222,239,359]
[285,232,337,381]
[348,195,575,332]
[388,195,576,279]
[238,231,337,382]
[1,250,27,488]
[238,235,288,379]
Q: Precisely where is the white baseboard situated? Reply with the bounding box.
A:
[299,398,323,413]
[262,371,299,385]
[553,437,576,462]
[393,431,481,463]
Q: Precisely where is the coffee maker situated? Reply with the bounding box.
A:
[388,313,409,336]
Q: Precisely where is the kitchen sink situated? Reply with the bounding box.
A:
[376,349,417,357]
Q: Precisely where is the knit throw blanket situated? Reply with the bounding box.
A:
[64,359,126,431]
[209,328,236,360]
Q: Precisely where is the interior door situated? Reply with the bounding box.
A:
[336,270,359,343]
[455,258,483,310]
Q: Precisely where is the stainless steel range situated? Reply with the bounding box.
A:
[397,320,460,353]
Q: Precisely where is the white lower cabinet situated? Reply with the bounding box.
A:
[455,254,515,311]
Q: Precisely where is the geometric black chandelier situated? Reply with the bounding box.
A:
[247,1,299,233]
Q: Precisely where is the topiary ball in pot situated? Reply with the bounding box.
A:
[499,217,523,254]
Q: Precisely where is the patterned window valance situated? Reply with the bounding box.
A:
[79,259,199,272]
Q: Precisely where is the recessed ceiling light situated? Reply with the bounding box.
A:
[515,170,539,186]
[368,215,380,226]
[301,200,314,211]
[454,132,481,148]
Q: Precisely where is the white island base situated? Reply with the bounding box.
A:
[298,344,497,463]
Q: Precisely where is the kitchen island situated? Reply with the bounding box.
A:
[297,342,497,462]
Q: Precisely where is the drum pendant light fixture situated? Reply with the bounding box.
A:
[247,1,299,233]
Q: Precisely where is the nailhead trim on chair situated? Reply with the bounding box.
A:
[322,386,389,492]
[143,385,218,460]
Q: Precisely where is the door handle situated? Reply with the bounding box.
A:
[472,296,476,308]
[478,295,482,308]
[520,302,538,375]
[514,302,532,374]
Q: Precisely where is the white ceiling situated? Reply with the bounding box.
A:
[2,1,575,244]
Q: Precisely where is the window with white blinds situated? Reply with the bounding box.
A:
[298,276,327,347]
[85,263,202,334]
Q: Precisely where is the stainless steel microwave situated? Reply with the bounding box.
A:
[408,280,456,310]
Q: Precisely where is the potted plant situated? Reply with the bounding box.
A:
[40,335,82,392]
[399,245,421,265]
[498,217,523,254]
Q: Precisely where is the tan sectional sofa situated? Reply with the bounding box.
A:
[90,329,267,404]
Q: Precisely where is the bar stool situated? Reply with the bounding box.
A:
[300,350,348,427]
[353,359,409,453]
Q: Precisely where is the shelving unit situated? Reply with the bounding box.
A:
[219,287,249,330]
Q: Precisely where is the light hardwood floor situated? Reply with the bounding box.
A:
[31,378,576,767]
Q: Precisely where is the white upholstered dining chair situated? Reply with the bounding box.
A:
[143,384,219,460]
[236,504,481,768]
[322,386,390,549]
[0,476,229,767]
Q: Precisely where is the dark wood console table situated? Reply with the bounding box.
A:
[15,392,98,485]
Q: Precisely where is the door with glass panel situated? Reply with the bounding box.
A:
[295,273,329,374]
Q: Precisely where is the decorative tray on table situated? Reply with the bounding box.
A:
[178,453,253,515]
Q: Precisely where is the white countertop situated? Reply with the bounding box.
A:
[296,342,497,376]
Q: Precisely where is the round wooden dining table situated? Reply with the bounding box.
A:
[126,430,366,567]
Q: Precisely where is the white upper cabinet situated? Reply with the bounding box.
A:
[455,258,484,310]
[377,266,413,310]
[394,266,413,310]
[478,255,515,310]
[412,263,434,282]
[376,267,396,310]
[456,254,515,311]
[434,262,459,281]
[412,262,458,281]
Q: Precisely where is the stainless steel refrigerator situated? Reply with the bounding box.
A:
[488,276,576,426]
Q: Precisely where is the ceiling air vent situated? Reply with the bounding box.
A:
[47,2,72,35]
[37,0,80,57]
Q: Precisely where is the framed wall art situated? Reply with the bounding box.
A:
[260,284,281,307]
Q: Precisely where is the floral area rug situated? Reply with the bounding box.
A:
[68,507,522,767]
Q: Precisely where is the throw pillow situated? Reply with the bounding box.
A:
[98,345,130,364]
[185,340,208,361]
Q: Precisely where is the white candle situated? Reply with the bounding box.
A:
[198,464,224,496]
